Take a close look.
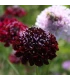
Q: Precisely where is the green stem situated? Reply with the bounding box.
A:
[36,66,38,75]
[7,60,20,75]
[24,64,36,75]
[41,65,50,75]
[36,66,42,75]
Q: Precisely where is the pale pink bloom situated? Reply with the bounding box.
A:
[62,60,70,70]
[35,5,70,40]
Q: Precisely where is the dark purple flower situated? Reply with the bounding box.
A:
[13,27,59,66]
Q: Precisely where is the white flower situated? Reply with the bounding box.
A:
[35,5,70,40]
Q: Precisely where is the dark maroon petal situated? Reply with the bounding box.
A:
[4,43,10,47]
[43,59,49,65]
[48,53,57,60]
[28,56,34,66]
[15,51,23,57]
[29,59,34,66]
[34,57,43,66]
[21,56,28,64]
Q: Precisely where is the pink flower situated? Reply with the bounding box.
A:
[62,60,70,70]
[9,50,20,64]
[35,5,70,40]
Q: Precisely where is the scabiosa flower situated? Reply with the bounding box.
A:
[35,5,70,40]
[5,6,27,17]
[62,60,70,71]
[9,50,20,64]
[0,18,28,47]
[13,27,59,66]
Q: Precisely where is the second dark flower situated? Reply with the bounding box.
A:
[14,27,59,66]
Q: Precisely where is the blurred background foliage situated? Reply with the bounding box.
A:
[0,5,70,75]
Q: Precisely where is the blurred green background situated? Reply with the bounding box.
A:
[0,5,70,75]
